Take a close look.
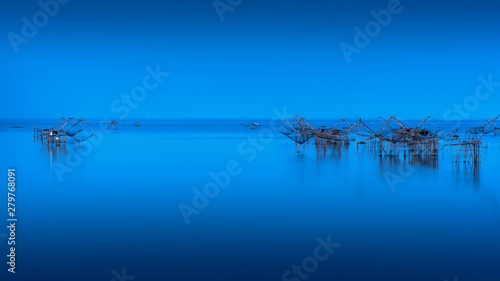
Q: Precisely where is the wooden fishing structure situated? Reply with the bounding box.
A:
[241,117,261,130]
[34,117,96,146]
[278,114,500,163]
[106,120,118,130]
[356,116,441,157]
[278,115,316,153]
[444,115,499,163]
[314,118,357,151]
[107,114,128,130]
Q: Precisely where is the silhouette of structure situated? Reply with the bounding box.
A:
[34,117,95,146]
[278,114,500,164]
[241,117,261,130]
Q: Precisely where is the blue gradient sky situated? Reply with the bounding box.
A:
[1,0,500,119]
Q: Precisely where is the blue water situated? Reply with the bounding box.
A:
[1,119,499,281]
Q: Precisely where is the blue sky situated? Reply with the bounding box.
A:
[1,0,500,119]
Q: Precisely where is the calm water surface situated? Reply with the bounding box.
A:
[0,119,499,281]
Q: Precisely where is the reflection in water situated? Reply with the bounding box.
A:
[310,144,488,194]
[408,154,439,169]
[296,142,499,214]
[294,153,306,192]
[377,153,439,169]
[315,147,343,161]
[39,143,91,182]
[452,162,481,189]
[311,144,500,214]
[371,150,440,190]
[450,162,499,212]
[44,144,67,168]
